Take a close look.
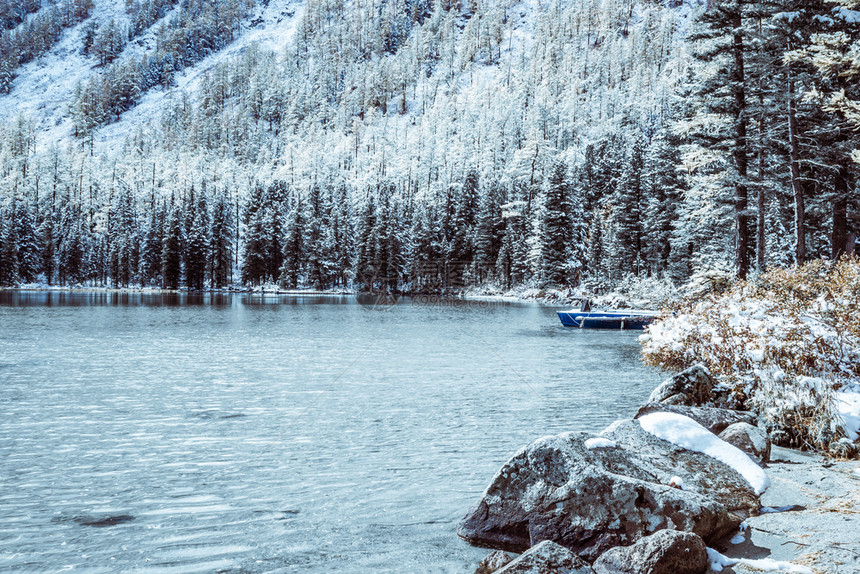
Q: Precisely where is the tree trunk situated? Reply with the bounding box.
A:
[732,9,750,279]
[787,66,805,266]
[831,167,848,260]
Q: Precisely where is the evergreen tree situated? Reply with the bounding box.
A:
[474,180,505,284]
[184,192,208,290]
[354,193,378,291]
[328,182,353,288]
[539,161,578,288]
[278,193,305,290]
[110,186,139,287]
[411,196,442,291]
[607,136,646,280]
[642,129,686,277]
[449,168,479,265]
[208,192,234,288]
[686,0,754,278]
[40,214,55,285]
[304,183,331,290]
[162,200,182,289]
[140,200,164,286]
[14,199,41,283]
[0,208,19,286]
[57,205,84,286]
[241,184,268,286]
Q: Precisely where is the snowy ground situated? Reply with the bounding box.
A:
[715,446,860,574]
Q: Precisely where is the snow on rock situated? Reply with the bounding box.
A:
[706,547,813,573]
[638,412,770,495]
[584,437,617,449]
[668,475,684,489]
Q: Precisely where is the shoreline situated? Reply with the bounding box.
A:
[726,445,860,573]
[461,366,860,574]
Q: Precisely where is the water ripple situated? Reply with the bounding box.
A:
[0,293,661,572]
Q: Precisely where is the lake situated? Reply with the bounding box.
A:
[0,291,662,573]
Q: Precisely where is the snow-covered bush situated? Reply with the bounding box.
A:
[641,258,860,453]
[584,274,681,309]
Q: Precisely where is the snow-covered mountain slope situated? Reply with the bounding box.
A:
[0,0,303,153]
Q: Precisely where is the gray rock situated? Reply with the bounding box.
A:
[494,541,594,574]
[635,403,758,435]
[592,530,708,574]
[719,422,771,463]
[601,419,760,515]
[647,365,715,406]
[457,428,744,561]
[476,550,514,574]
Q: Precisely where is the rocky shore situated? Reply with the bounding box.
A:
[458,366,860,574]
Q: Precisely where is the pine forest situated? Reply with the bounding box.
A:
[0,0,858,294]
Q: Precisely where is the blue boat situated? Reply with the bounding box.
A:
[557,300,659,330]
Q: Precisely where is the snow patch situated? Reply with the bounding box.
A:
[638,412,770,495]
[668,475,684,490]
[707,547,813,573]
[730,532,745,545]
[836,392,860,441]
[730,520,748,544]
[584,437,617,449]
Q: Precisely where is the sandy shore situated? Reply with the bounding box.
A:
[715,446,860,573]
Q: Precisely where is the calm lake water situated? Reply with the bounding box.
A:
[0,291,662,573]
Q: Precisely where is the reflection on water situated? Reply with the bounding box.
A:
[0,291,662,573]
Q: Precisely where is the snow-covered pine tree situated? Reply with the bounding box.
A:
[110,185,139,287]
[241,184,268,286]
[278,191,305,290]
[13,198,41,283]
[354,192,378,292]
[39,213,55,285]
[411,195,441,292]
[374,182,406,293]
[184,191,208,290]
[304,183,328,290]
[686,0,755,278]
[787,0,860,260]
[474,179,505,285]
[642,128,685,278]
[606,135,646,282]
[161,198,182,290]
[0,206,19,286]
[57,204,85,286]
[449,168,479,267]
[208,191,234,289]
[140,199,164,287]
[539,160,577,288]
[329,181,353,289]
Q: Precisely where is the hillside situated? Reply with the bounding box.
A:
[0,0,856,292]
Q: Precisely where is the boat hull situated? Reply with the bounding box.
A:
[557,310,656,330]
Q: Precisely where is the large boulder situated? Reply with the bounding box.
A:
[647,365,715,406]
[592,530,709,574]
[600,419,760,515]
[634,403,758,436]
[494,541,594,574]
[718,422,771,464]
[457,429,744,561]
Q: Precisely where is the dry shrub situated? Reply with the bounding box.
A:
[641,257,860,452]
